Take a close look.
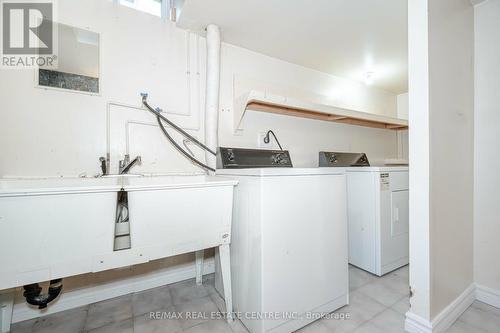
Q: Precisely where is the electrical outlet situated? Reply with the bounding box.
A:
[258,132,272,148]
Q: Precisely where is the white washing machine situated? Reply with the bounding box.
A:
[319,152,409,276]
[217,148,349,333]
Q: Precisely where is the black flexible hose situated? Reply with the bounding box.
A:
[156,115,216,172]
[23,279,63,309]
[142,96,216,156]
[264,130,283,151]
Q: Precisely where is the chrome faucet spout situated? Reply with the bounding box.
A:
[119,155,141,174]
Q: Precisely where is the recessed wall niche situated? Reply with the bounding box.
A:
[38,23,100,94]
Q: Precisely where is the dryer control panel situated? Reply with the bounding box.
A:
[319,152,370,167]
[217,147,293,169]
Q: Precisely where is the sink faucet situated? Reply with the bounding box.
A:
[119,155,142,174]
[99,157,108,176]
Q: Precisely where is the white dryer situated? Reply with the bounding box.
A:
[319,152,409,276]
[217,148,348,333]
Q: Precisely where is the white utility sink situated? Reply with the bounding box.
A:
[0,175,237,290]
[0,177,122,195]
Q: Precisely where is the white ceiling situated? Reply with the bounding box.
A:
[177,0,408,94]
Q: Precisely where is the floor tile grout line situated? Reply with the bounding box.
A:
[353,285,407,310]
[83,306,90,333]
[349,279,373,293]
[335,307,388,333]
[20,266,414,333]
[472,300,500,318]
[456,317,491,333]
[84,296,134,333]
[348,306,408,333]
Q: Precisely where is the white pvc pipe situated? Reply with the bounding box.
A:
[203,23,221,295]
[204,24,221,173]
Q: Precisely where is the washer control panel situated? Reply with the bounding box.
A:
[217,147,293,169]
[319,151,370,167]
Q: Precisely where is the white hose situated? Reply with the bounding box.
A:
[204,24,221,174]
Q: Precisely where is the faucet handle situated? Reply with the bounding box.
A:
[119,155,142,175]
[118,155,129,170]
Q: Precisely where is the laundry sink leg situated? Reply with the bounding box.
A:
[214,247,224,296]
[0,290,14,333]
[195,250,204,285]
[218,244,233,322]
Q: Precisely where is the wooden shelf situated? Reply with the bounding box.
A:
[234,90,408,131]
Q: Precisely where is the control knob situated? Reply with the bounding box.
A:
[272,153,288,165]
[359,154,368,165]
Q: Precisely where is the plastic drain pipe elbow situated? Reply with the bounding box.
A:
[23,279,63,309]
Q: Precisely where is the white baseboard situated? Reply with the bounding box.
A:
[405,311,432,333]
[431,284,475,332]
[476,284,500,309]
[12,258,215,323]
[405,283,475,333]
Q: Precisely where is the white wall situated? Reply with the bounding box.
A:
[1,0,205,177]
[219,44,402,167]
[396,93,409,161]
[474,0,500,294]
[407,0,432,321]
[0,0,405,313]
[428,0,474,317]
[397,92,409,120]
[56,24,99,77]
[0,1,403,178]
[407,0,474,324]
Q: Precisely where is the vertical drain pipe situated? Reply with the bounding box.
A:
[196,24,222,287]
[204,24,221,174]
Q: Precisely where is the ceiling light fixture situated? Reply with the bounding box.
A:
[365,72,375,85]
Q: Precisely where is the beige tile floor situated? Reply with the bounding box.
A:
[10,265,500,333]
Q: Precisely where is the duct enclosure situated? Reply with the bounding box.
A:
[204,24,221,173]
